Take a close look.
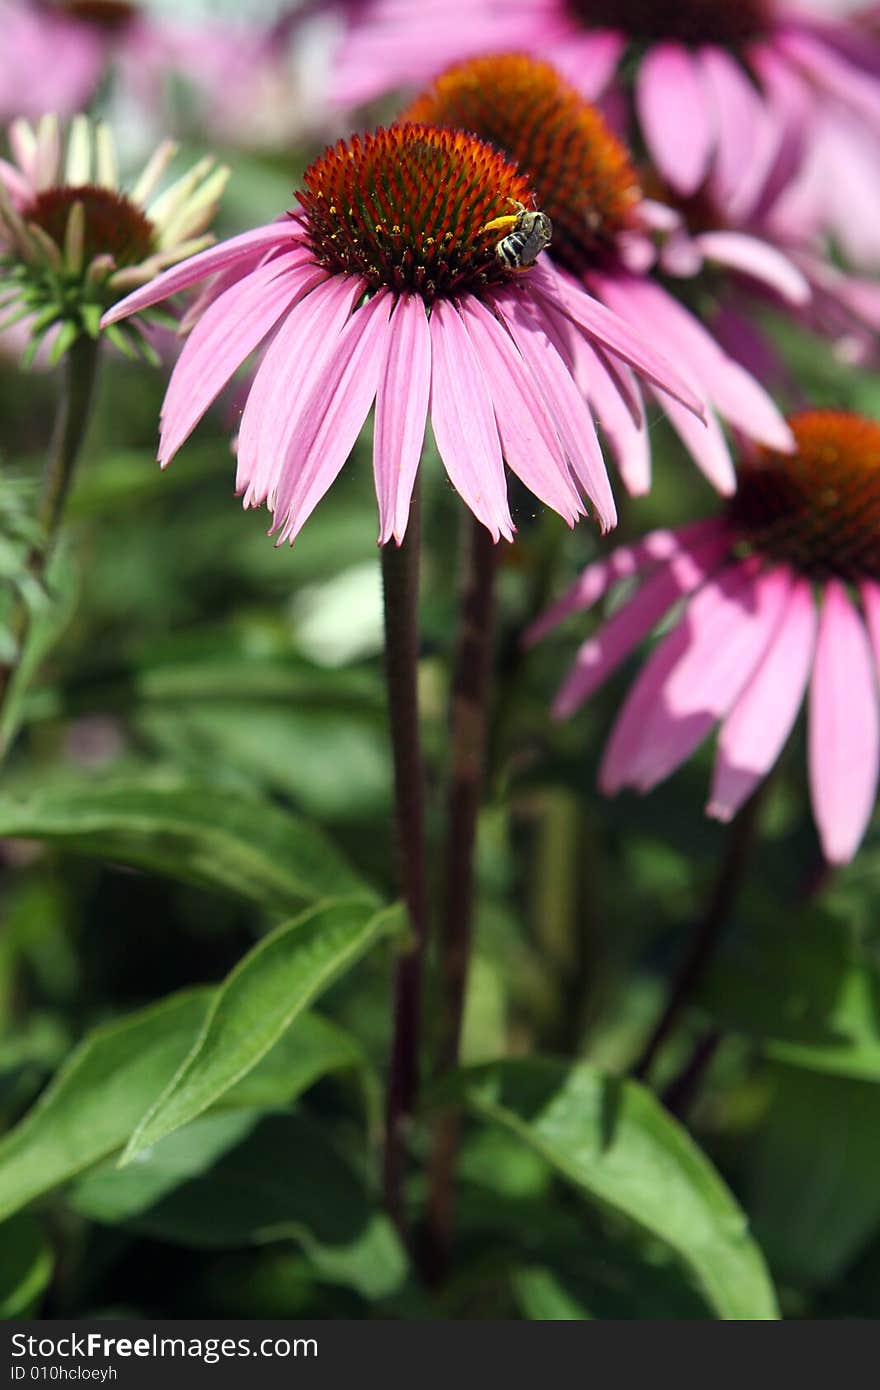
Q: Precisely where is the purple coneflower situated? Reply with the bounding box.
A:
[101,122,703,544]
[405,55,794,496]
[329,0,880,202]
[528,410,880,865]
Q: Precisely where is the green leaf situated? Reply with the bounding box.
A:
[72,1113,407,1300]
[124,900,404,1161]
[442,1059,779,1321]
[0,990,211,1221]
[0,780,372,909]
[0,546,79,756]
[699,905,880,1080]
[748,1064,880,1287]
[221,1010,369,1112]
[512,1266,593,1320]
[0,1214,53,1317]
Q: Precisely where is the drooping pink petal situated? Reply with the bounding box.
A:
[272,291,393,544]
[648,387,736,495]
[604,561,792,792]
[528,262,705,417]
[374,293,432,545]
[101,222,306,326]
[694,231,810,305]
[236,273,364,505]
[459,298,583,527]
[428,298,513,542]
[808,579,880,865]
[698,45,762,213]
[504,294,616,532]
[708,574,816,821]
[636,41,715,195]
[595,272,794,452]
[552,528,733,719]
[525,518,731,645]
[581,344,651,495]
[600,620,692,796]
[158,254,324,465]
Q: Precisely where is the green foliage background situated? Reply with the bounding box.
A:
[1,139,879,1322]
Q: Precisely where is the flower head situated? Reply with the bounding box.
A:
[101,121,704,545]
[528,409,880,865]
[405,54,794,495]
[0,114,228,363]
[331,1,880,214]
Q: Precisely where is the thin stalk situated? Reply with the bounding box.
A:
[0,334,101,727]
[632,784,766,1084]
[424,516,498,1282]
[380,480,430,1237]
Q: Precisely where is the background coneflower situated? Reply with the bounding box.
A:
[528,409,880,865]
[330,0,880,212]
[405,54,794,495]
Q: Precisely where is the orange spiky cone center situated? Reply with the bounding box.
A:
[404,55,641,277]
[731,411,880,581]
[296,123,542,305]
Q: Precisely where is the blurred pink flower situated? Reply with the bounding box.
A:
[329,0,880,204]
[406,55,794,497]
[0,1,106,120]
[528,409,880,865]
[101,123,705,546]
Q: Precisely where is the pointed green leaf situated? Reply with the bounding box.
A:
[0,990,211,1221]
[124,900,404,1161]
[0,781,372,909]
[441,1059,778,1321]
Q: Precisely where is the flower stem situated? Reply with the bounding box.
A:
[424,516,498,1282]
[0,335,101,738]
[380,480,429,1237]
[631,784,766,1085]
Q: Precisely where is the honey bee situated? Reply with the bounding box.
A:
[482,199,553,270]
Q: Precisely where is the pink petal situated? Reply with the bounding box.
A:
[708,575,816,821]
[528,263,705,417]
[698,45,761,211]
[459,298,583,527]
[777,27,880,128]
[583,345,651,496]
[158,254,323,465]
[428,298,513,543]
[603,561,792,792]
[649,388,736,495]
[236,274,364,506]
[374,293,431,545]
[525,519,730,647]
[595,272,794,452]
[101,222,306,326]
[552,528,733,719]
[546,29,626,98]
[272,292,393,544]
[636,41,715,195]
[808,579,880,864]
[503,294,616,532]
[694,231,810,305]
